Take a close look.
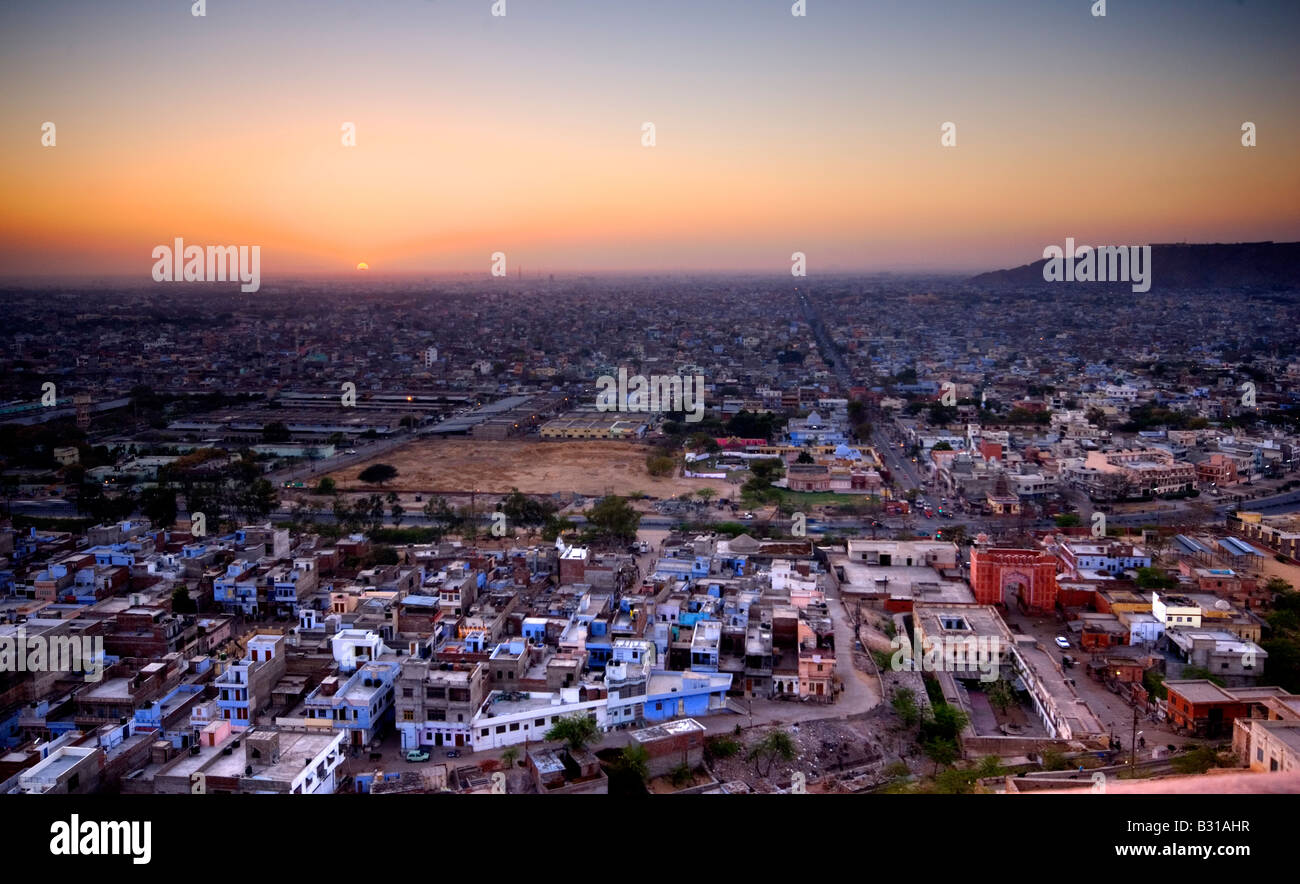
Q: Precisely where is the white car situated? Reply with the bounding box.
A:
[1054,636,1071,650]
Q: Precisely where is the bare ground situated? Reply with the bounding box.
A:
[326,438,732,499]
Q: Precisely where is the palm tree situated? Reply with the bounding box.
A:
[500,746,520,769]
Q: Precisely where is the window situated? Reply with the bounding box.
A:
[496,725,505,734]
[403,710,414,721]
[402,688,413,698]
[535,718,545,727]
[509,723,519,731]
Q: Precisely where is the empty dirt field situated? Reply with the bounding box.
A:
[327,439,734,499]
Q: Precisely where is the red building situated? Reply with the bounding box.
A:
[1165,682,1298,738]
[969,547,1060,614]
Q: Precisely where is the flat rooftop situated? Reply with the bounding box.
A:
[631,719,706,742]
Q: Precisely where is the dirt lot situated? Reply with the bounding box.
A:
[707,716,894,793]
[326,438,733,499]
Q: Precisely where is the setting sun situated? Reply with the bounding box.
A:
[356,262,369,271]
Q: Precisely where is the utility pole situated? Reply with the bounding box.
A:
[1129,705,1138,771]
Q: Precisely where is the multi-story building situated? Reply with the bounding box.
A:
[303,660,398,749]
[1057,540,1151,577]
[395,659,486,750]
[213,633,287,728]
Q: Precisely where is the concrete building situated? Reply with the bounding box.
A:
[395,660,486,750]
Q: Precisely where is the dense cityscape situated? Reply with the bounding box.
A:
[2,272,1299,800]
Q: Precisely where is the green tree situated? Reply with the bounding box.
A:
[984,678,1016,715]
[544,714,600,753]
[646,454,676,477]
[747,729,797,777]
[892,688,921,727]
[1171,745,1225,775]
[140,486,179,528]
[1135,567,1177,590]
[261,421,291,443]
[171,585,197,614]
[922,737,959,774]
[239,479,278,521]
[315,476,337,495]
[541,514,575,542]
[502,487,558,528]
[618,744,649,783]
[583,495,641,544]
[357,463,399,486]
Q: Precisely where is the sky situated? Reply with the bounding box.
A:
[1,0,1297,278]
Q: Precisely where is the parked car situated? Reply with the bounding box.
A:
[405,749,430,763]
[446,749,461,759]
[1054,636,1071,649]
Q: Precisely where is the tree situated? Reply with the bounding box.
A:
[315,476,337,495]
[1135,566,1177,590]
[390,501,405,528]
[687,432,720,453]
[646,454,676,477]
[171,585,197,614]
[922,737,959,774]
[544,714,600,753]
[239,479,278,521]
[502,487,558,528]
[984,677,1016,715]
[747,729,797,777]
[796,450,815,464]
[261,421,291,444]
[140,486,179,528]
[695,487,716,505]
[500,746,520,769]
[892,688,921,727]
[365,494,385,532]
[618,744,649,782]
[357,463,398,486]
[333,497,353,530]
[458,505,479,542]
[541,514,575,542]
[584,495,641,544]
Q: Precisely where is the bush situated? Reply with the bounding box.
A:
[705,736,741,761]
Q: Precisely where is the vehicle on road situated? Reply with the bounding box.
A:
[446,750,461,759]
[405,750,430,763]
[1054,636,1071,649]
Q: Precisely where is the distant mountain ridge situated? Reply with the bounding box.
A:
[972,241,1300,290]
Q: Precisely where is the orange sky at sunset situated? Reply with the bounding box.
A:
[2,1,1298,277]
